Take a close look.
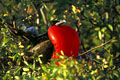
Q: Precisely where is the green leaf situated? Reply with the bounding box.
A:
[94,27,100,31]
[33,60,35,70]
[93,59,101,64]
[115,52,120,57]
[3,38,10,44]
[61,50,64,56]
[56,77,63,80]
[107,56,110,61]
[96,75,102,80]
[24,61,29,66]
[92,76,96,80]
[52,68,58,74]
[116,5,120,14]
[109,58,113,66]
[72,5,76,14]
[1,28,7,32]
[111,39,117,43]
[42,66,48,73]
[26,45,31,49]
[98,31,102,40]
[38,56,43,64]
[101,27,107,32]
[113,71,119,77]
[108,24,113,31]
[23,67,30,71]
[15,76,20,80]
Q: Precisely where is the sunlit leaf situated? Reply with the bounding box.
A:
[1,28,7,32]
[109,58,113,66]
[3,38,10,44]
[113,71,119,77]
[98,31,102,40]
[0,0,120,80]
[60,50,64,56]
[15,76,20,80]
[56,77,63,80]
[42,66,48,73]
[103,65,108,68]
[52,68,58,74]
[72,5,76,14]
[27,5,32,13]
[105,12,109,19]
[23,67,30,71]
[101,27,107,32]
[115,52,120,57]
[108,24,113,31]
[94,27,100,31]
[19,45,24,48]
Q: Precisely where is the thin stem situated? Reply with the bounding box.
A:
[77,37,115,57]
[40,7,48,28]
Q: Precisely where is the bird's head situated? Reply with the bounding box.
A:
[50,20,66,26]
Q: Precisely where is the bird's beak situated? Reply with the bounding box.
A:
[55,20,66,26]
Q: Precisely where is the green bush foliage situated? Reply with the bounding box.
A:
[0,0,120,80]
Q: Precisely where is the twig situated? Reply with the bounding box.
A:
[80,39,86,52]
[30,2,38,15]
[40,7,48,28]
[78,37,115,57]
[75,20,86,52]
[0,57,5,72]
[43,3,49,11]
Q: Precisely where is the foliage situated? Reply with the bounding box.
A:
[0,0,120,80]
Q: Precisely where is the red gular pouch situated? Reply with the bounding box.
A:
[48,24,80,59]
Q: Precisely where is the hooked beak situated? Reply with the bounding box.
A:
[55,20,66,26]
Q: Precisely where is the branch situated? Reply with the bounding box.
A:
[75,20,87,52]
[77,37,115,57]
[4,21,30,41]
[40,6,48,28]
[0,57,6,72]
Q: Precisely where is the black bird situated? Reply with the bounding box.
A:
[7,19,65,64]
[7,22,54,64]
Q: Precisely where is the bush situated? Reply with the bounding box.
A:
[0,0,120,80]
